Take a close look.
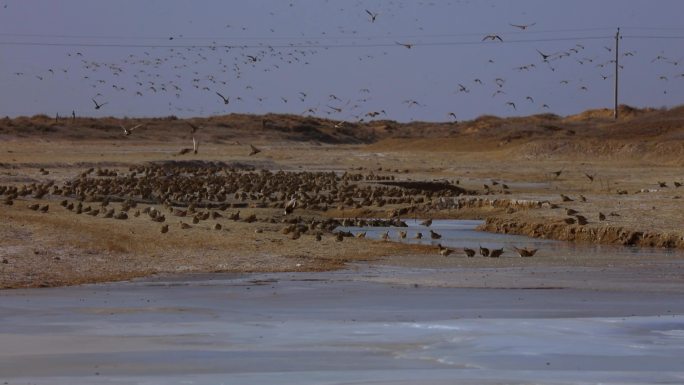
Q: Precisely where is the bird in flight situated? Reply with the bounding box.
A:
[365,9,378,22]
[448,112,457,121]
[396,41,413,49]
[187,122,201,133]
[121,124,142,136]
[536,49,552,61]
[216,92,230,105]
[92,99,107,110]
[482,34,503,42]
[505,102,516,110]
[510,22,536,30]
[249,144,261,156]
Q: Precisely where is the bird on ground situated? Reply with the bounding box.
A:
[216,92,230,104]
[675,181,682,188]
[420,218,432,227]
[92,99,107,110]
[356,231,366,238]
[365,9,378,22]
[414,232,423,239]
[249,144,261,156]
[336,232,344,242]
[513,246,538,257]
[658,181,668,188]
[560,194,573,202]
[585,173,595,182]
[121,124,142,136]
[430,230,441,239]
[479,245,490,257]
[483,34,503,42]
[437,244,453,256]
[463,247,476,257]
[551,169,563,178]
[489,248,504,258]
[598,212,606,221]
[381,231,390,241]
[399,231,407,239]
[160,224,169,233]
[565,208,578,215]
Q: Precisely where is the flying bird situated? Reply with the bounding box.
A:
[249,144,261,156]
[216,92,230,104]
[482,34,503,42]
[365,9,378,22]
[505,101,516,110]
[510,22,536,30]
[186,122,202,134]
[92,99,107,110]
[121,124,142,136]
[396,41,413,49]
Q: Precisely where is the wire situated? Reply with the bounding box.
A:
[0,27,617,42]
[0,35,613,50]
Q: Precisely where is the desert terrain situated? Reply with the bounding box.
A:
[1,104,684,289]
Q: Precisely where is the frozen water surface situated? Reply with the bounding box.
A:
[1,221,684,384]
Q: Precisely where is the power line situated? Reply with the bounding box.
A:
[0,27,618,42]
[0,35,614,50]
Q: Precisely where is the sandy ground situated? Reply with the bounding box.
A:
[1,109,684,289]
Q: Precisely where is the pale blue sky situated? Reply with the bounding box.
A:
[0,0,683,121]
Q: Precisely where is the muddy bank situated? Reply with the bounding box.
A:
[479,216,684,249]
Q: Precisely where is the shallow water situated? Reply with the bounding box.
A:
[1,221,684,384]
[338,219,684,258]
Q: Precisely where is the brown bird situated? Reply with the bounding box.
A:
[160,224,169,233]
[430,230,442,239]
[584,173,595,182]
[560,194,573,202]
[249,144,261,156]
[381,231,390,241]
[598,212,606,221]
[675,181,682,188]
[513,246,538,257]
[39,204,49,213]
[420,218,432,227]
[335,232,344,242]
[356,231,366,238]
[479,245,490,257]
[414,232,423,239]
[575,215,588,225]
[565,208,578,215]
[437,244,453,257]
[399,230,407,239]
[463,247,476,257]
[489,248,504,258]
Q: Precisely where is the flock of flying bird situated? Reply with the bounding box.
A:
[8,3,683,122]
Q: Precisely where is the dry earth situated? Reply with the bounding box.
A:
[1,104,683,289]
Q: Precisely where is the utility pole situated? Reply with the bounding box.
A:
[614,27,620,120]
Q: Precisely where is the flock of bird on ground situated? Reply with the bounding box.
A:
[7,3,683,122]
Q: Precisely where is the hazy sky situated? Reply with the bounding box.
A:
[1,0,683,122]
